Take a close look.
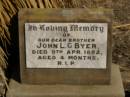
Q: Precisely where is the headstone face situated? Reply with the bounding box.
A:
[19,9,112,84]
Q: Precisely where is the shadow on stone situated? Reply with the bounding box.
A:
[7,13,20,83]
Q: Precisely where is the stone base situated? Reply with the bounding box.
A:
[6,64,125,97]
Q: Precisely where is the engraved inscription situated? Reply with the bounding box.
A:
[25,23,108,68]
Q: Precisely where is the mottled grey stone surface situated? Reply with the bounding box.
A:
[6,64,125,97]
